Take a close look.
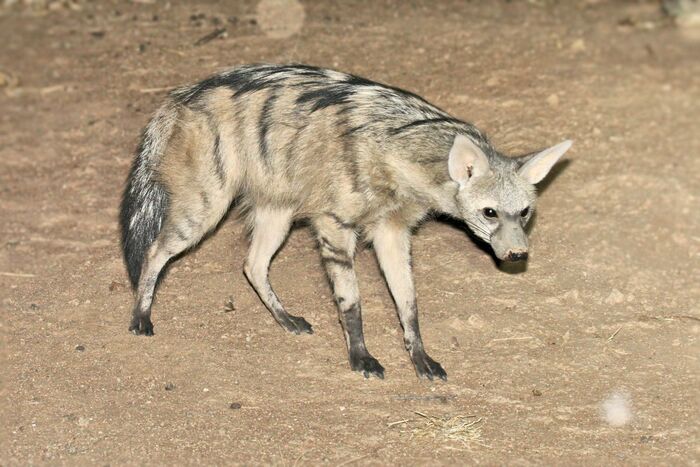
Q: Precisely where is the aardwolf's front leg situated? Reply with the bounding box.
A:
[315,215,384,379]
[373,221,447,381]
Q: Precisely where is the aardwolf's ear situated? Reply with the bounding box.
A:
[448,134,491,187]
[517,140,573,184]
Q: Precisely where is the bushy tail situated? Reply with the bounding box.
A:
[119,106,176,289]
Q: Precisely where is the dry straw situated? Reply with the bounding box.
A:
[405,411,487,448]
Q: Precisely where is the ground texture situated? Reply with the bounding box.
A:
[1,0,699,465]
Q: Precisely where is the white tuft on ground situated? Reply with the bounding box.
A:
[601,391,633,427]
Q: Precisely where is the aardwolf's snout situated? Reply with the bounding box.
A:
[506,251,528,262]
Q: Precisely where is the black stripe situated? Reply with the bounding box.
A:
[212,133,226,187]
[289,79,328,89]
[321,256,353,270]
[318,236,349,257]
[341,134,361,194]
[265,64,328,78]
[171,67,265,104]
[326,212,357,230]
[234,77,285,97]
[200,191,210,209]
[296,85,355,112]
[335,110,363,194]
[342,133,362,193]
[259,91,278,167]
[345,72,442,114]
[389,117,463,135]
[170,75,231,105]
[341,124,369,137]
[335,104,354,116]
[174,226,188,242]
[345,75,375,87]
[340,117,383,137]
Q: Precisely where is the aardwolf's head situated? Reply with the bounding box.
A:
[448,135,572,262]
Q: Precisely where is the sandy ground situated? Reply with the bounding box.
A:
[1,0,699,465]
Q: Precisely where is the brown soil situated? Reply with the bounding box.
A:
[1,0,699,465]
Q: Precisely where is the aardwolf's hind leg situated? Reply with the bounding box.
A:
[129,187,233,335]
[129,230,197,336]
[244,206,313,334]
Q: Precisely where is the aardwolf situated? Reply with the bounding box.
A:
[120,64,571,380]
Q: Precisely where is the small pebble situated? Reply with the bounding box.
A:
[75,345,85,352]
[532,389,542,396]
[108,280,125,292]
[229,402,242,410]
[164,382,175,391]
[570,38,586,52]
[29,303,39,310]
[605,289,625,305]
[546,93,560,107]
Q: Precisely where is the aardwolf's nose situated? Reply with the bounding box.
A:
[507,251,528,262]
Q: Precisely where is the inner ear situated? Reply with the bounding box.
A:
[517,140,572,184]
[448,134,491,187]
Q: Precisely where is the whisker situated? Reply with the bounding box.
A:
[471,220,492,237]
[467,224,491,240]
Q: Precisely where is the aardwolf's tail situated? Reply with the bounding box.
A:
[119,106,176,289]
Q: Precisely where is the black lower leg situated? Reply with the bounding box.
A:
[129,312,154,336]
[341,302,384,379]
[269,305,313,335]
[129,267,159,336]
[243,270,313,335]
[402,304,446,381]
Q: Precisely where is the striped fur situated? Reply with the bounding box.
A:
[119,64,571,378]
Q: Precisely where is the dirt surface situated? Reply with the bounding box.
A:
[2,0,699,465]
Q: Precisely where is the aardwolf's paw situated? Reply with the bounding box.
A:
[412,352,447,381]
[279,314,314,335]
[129,316,154,336]
[350,353,385,379]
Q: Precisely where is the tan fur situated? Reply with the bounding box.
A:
[121,65,570,379]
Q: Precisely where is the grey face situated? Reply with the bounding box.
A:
[456,172,536,262]
[447,134,572,263]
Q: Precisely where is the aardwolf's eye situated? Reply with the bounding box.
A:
[520,207,530,217]
[483,208,498,218]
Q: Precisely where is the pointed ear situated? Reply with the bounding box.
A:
[517,140,573,184]
[448,134,491,187]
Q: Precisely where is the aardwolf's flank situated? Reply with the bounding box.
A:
[120,64,572,380]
